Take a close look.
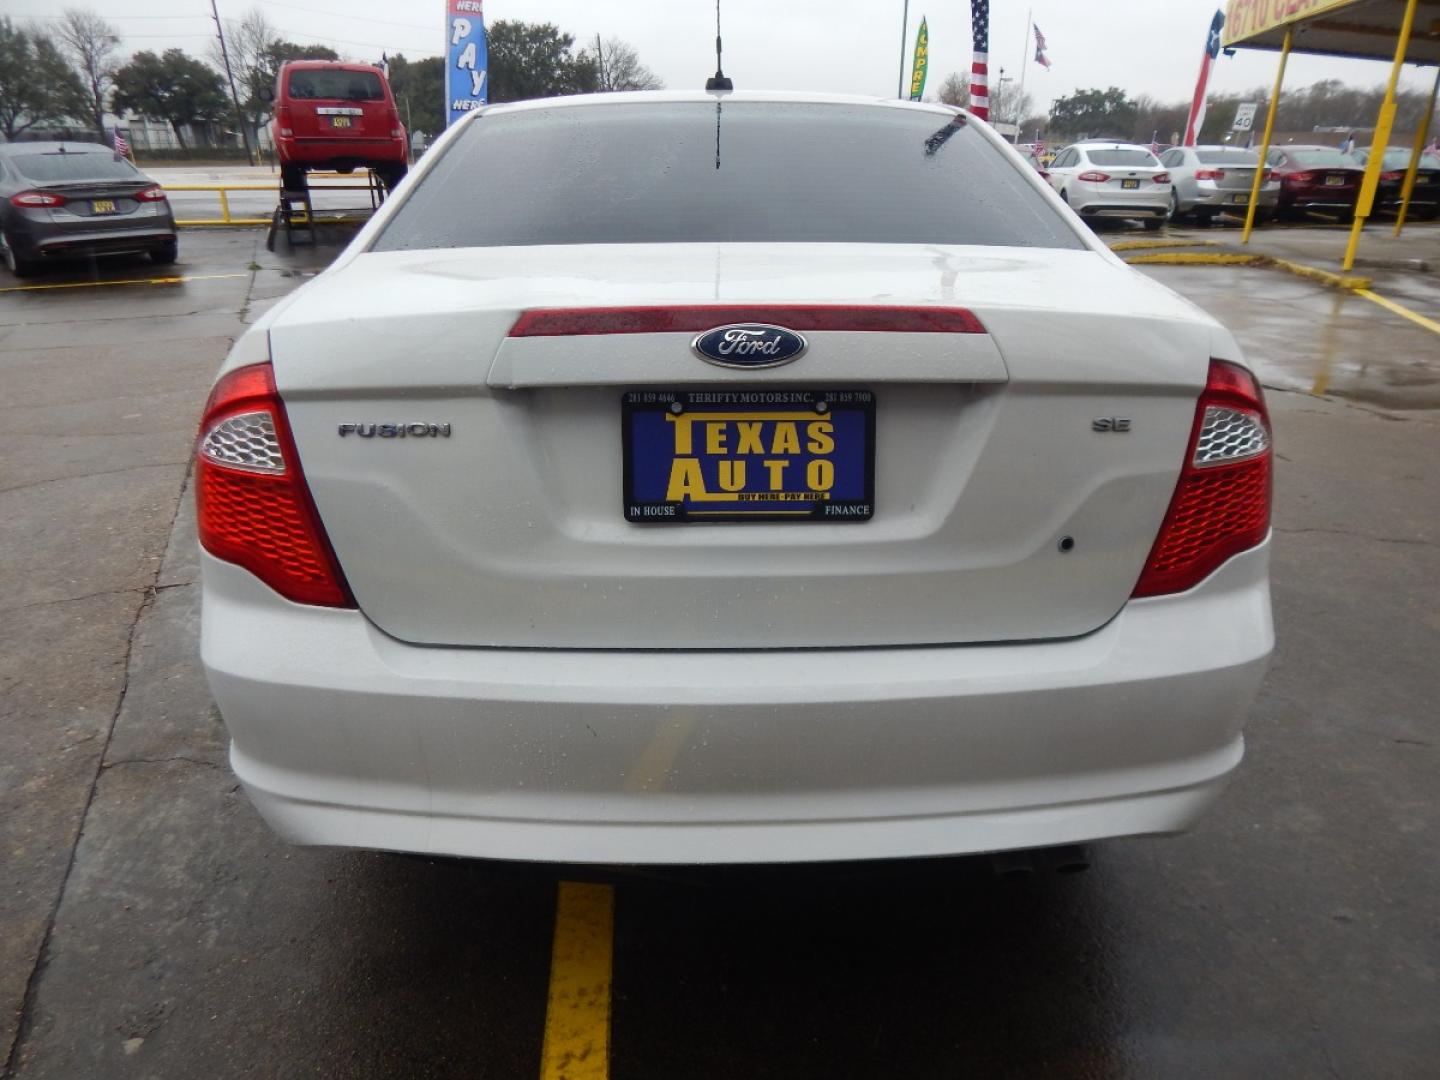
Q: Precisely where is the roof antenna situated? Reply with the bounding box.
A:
[706,0,733,91]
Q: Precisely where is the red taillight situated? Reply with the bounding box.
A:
[11,190,66,208]
[508,305,986,336]
[1289,171,1315,183]
[1132,360,1272,598]
[1380,171,1402,181]
[1194,168,1225,180]
[1077,171,1111,183]
[1263,169,1276,182]
[1153,172,1171,184]
[196,363,354,608]
[136,185,167,202]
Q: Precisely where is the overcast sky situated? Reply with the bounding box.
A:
[5,0,1434,108]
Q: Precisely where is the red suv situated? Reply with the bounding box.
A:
[267,61,408,192]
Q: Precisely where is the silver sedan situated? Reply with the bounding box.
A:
[1159,145,1279,225]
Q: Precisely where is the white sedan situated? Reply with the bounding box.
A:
[198,92,1272,865]
[1047,142,1173,229]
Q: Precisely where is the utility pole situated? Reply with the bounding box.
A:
[209,0,255,166]
[595,33,607,91]
[897,0,910,99]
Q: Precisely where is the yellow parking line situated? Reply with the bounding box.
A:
[1354,288,1440,336]
[540,881,614,1080]
[0,271,247,294]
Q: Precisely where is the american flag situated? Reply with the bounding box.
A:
[113,129,130,157]
[1033,24,1051,70]
[969,0,989,121]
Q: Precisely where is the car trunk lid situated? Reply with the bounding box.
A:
[269,243,1211,650]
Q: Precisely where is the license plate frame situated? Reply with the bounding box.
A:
[1121,178,1141,190]
[622,389,876,524]
[90,199,117,215]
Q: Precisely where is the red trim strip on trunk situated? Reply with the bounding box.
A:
[508,305,986,337]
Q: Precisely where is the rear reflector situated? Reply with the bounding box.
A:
[196,363,354,608]
[1132,360,1272,598]
[509,305,986,337]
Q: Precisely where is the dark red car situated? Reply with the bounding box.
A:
[1265,145,1364,220]
[265,61,408,192]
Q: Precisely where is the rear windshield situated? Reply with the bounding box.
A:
[1086,149,1158,167]
[373,102,1084,251]
[1382,149,1440,170]
[1197,149,1259,165]
[8,150,140,182]
[286,68,385,101]
[1288,149,1359,168]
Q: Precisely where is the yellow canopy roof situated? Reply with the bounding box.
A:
[1223,0,1440,63]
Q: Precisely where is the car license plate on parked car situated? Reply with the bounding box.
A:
[330,116,351,129]
[1121,179,1140,190]
[1326,174,1345,186]
[1230,193,1249,204]
[91,199,117,214]
[623,389,875,523]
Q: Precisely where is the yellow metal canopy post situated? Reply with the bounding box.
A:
[1343,0,1420,270]
[1242,28,1292,245]
[1394,67,1440,235]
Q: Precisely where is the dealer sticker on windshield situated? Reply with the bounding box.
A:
[623,389,875,523]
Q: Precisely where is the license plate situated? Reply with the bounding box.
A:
[1325,175,1345,186]
[91,199,117,214]
[1121,179,1140,190]
[1231,193,1249,204]
[623,389,875,523]
[329,116,351,129]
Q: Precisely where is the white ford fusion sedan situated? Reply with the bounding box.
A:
[198,91,1273,865]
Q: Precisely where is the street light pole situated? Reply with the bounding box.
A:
[209,0,255,167]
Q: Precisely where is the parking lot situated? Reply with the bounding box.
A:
[2,221,1437,1078]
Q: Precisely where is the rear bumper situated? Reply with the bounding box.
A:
[1181,186,1279,211]
[276,135,406,167]
[201,540,1273,864]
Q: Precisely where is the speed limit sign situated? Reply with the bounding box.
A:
[1232,102,1258,132]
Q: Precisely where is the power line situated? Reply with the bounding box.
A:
[257,0,435,33]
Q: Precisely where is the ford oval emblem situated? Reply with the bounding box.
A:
[691,324,808,369]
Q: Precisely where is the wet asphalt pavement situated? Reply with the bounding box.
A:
[1,225,1437,1078]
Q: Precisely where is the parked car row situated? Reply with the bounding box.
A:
[1026,139,1439,229]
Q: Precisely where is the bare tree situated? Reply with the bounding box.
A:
[54,7,120,138]
[590,36,663,92]
[211,8,278,134]
[934,72,967,107]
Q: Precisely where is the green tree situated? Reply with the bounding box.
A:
[0,19,90,139]
[486,21,597,103]
[1049,87,1137,141]
[387,53,444,136]
[112,49,228,148]
[54,7,121,138]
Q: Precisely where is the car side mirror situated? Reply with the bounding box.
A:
[258,85,275,104]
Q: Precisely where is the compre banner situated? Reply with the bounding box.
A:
[909,18,929,102]
[446,0,488,126]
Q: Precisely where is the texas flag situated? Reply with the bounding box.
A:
[1033,24,1051,69]
[1183,10,1226,146]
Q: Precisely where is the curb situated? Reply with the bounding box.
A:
[1121,249,1372,291]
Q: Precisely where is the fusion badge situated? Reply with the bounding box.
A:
[691,324,808,369]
